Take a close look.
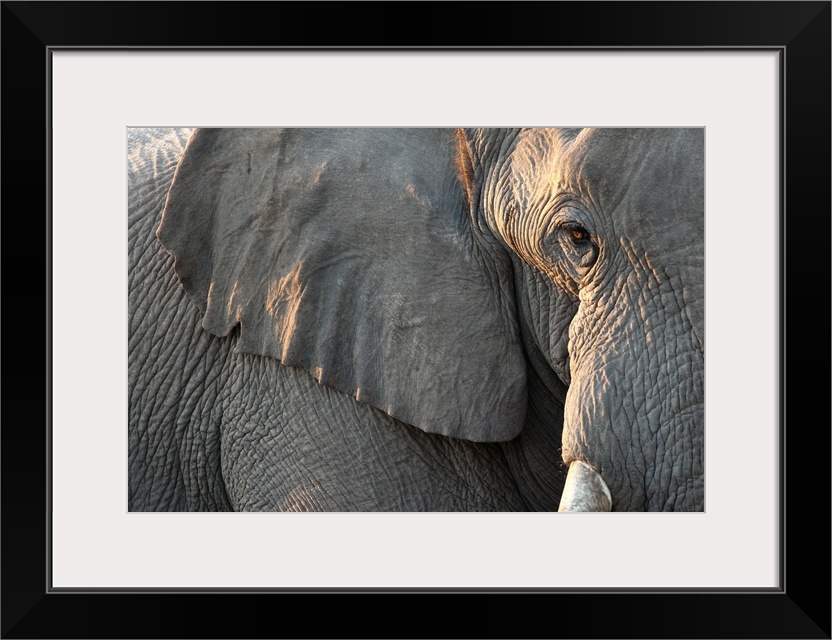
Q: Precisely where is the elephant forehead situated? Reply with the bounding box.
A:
[568,129,702,199]
[560,129,704,248]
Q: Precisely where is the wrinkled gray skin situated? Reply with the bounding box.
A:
[128,127,703,512]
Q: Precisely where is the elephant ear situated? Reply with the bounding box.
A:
[158,128,526,441]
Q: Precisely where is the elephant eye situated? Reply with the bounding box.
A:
[566,224,590,245]
[569,227,589,242]
[541,211,599,282]
[552,219,598,277]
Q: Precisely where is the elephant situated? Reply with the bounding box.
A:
[128,126,704,512]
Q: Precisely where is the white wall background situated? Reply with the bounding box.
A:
[51,51,779,588]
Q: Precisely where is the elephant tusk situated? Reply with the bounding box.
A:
[558,461,613,512]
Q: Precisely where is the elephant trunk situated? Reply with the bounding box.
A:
[558,461,612,512]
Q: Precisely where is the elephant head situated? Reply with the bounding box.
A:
[157,127,704,511]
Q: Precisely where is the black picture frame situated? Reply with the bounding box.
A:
[3,2,829,638]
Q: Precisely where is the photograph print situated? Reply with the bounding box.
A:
[128,127,704,512]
